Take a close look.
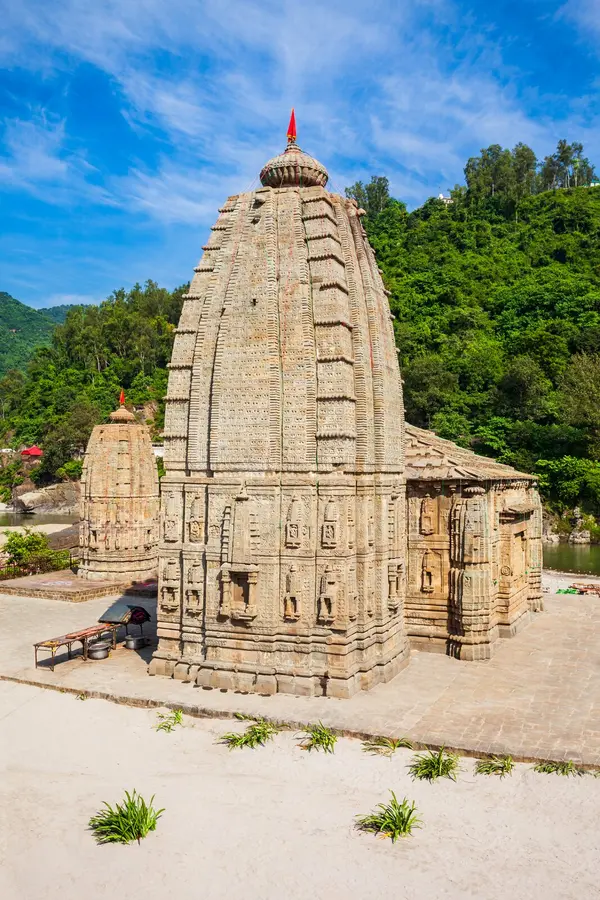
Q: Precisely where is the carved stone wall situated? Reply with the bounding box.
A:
[79,408,160,582]
[150,171,409,697]
[406,477,543,659]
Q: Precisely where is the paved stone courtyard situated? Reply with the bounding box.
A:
[1,572,598,764]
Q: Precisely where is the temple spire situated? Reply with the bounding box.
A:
[286,108,296,144]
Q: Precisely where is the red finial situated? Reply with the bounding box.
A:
[119,389,125,406]
[287,108,296,143]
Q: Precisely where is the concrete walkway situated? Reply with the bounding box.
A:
[1,572,599,765]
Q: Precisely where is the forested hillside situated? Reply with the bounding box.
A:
[1,139,599,519]
[348,140,600,516]
[0,292,57,376]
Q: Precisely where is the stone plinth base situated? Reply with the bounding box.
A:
[148,648,410,699]
[498,608,531,639]
[0,569,131,603]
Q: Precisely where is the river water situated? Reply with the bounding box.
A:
[543,543,600,576]
[0,512,77,528]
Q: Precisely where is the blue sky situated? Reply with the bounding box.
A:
[1,0,599,309]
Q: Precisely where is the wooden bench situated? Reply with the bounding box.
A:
[34,623,120,671]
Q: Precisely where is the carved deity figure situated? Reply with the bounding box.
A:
[285,497,302,549]
[421,550,434,593]
[419,493,435,535]
[163,557,179,583]
[163,492,179,542]
[189,494,204,543]
[321,499,338,549]
[283,565,301,620]
[317,566,337,623]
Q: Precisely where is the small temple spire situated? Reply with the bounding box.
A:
[286,108,296,144]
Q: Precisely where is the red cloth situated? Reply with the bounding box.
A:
[119,389,125,405]
[287,108,296,142]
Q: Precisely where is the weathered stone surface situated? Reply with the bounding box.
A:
[151,129,409,696]
[405,424,543,657]
[79,404,160,583]
[15,482,80,514]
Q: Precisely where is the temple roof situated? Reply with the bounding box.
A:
[259,111,328,188]
[405,423,536,483]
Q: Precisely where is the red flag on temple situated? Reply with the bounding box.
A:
[287,108,296,143]
[119,389,125,406]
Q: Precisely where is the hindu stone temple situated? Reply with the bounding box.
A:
[79,398,160,583]
[149,114,543,695]
[149,113,408,697]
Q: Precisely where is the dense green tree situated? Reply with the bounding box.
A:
[345,176,392,218]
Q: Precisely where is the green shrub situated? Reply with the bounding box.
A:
[221,718,280,749]
[2,528,50,564]
[56,459,83,481]
[362,736,413,757]
[408,747,460,782]
[475,755,514,777]
[533,760,584,776]
[297,721,337,753]
[89,790,164,844]
[155,709,183,733]
[356,792,422,842]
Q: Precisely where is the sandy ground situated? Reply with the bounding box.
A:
[1,682,599,900]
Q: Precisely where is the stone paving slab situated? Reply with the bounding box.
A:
[0,569,130,602]
[1,574,599,765]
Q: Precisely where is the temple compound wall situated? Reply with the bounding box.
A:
[79,404,160,583]
[149,153,410,698]
[405,425,543,660]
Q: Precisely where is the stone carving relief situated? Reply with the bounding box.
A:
[163,557,179,583]
[283,565,301,620]
[185,559,204,615]
[321,499,339,549]
[317,565,337,624]
[163,491,180,542]
[285,497,302,549]
[188,494,204,543]
[419,493,435,535]
[388,562,403,612]
[421,549,435,593]
[160,586,179,613]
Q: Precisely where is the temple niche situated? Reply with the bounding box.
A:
[149,114,409,698]
[404,424,543,660]
[79,400,160,583]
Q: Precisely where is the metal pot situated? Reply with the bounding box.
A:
[88,640,110,660]
[125,635,146,651]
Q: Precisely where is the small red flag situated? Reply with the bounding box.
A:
[119,389,125,406]
[287,108,296,143]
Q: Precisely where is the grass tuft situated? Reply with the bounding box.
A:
[408,747,460,782]
[356,792,422,843]
[297,721,337,753]
[362,736,413,757]
[89,790,164,845]
[221,718,279,749]
[475,755,514,778]
[533,760,584,776]
[155,709,183,733]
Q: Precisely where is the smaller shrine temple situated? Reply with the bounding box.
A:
[79,396,160,583]
[405,425,543,660]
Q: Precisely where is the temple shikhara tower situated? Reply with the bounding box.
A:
[79,395,160,583]
[150,113,543,695]
[150,113,409,696]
